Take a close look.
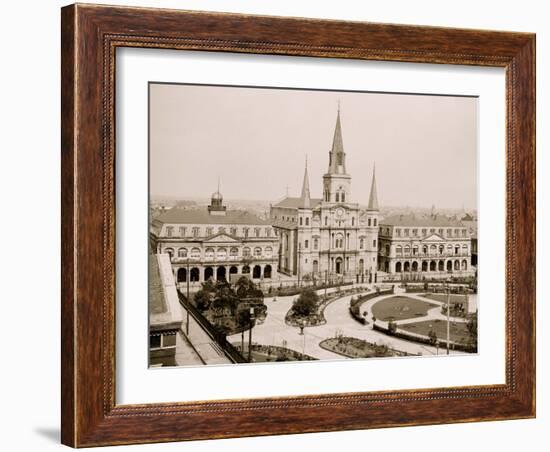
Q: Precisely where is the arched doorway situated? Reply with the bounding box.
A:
[312,260,319,274]
[242,265,250,275]
[204,267,214,281]
[395,262,402,273]
[229,266,238,278]
[422,261,428,272]
[412,261,418,272]
[359,259,364,274]
[190,267,200,282]
[335,258,343,274]
[252,265,262,279]
[447,260,453,272]
[216,266,226,281]
[438,260,444,271]
[454,260,460,271]
[462,259,468,271]
[264,265,272,279]
[430,261,436,271]
[404,261,410,272]
[177,267,187,283]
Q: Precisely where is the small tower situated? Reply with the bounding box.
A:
[208,178,226,216]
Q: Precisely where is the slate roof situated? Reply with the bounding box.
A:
[380,214,464,227]
[272,197,322,209]
[154,207,271,225]
[149,254,167,316]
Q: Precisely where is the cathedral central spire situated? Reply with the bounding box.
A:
[328,106,347,175]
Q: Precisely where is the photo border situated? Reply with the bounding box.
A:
[61,4,535,447]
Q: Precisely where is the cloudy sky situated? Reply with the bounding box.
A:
[149,83,477,209]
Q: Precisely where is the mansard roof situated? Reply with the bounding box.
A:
[380,214,465,228]
[155,207,270,225]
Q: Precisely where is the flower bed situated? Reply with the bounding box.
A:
[319,336,399,358]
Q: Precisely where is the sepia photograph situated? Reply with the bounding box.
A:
[148,82,478,367]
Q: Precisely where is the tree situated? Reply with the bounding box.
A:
[467,314,478,348]
[292,288,319,317]
[194,290,211,311]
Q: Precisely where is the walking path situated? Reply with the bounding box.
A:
[228,284,463,360]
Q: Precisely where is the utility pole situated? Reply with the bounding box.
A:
[248,307,255,363]
[186,259,190,335]
[446,281,451,355]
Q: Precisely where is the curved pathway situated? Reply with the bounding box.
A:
[228,285,463,360]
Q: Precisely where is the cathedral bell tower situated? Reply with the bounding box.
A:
[323,106,352,204]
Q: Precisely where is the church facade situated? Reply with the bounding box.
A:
[270,109,379,284]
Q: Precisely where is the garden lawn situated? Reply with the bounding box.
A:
[371,296,437,321]
[398,319,472,344]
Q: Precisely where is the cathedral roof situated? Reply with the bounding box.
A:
[380,214,464,227]
[154,207,270,225]
[272,197,322,209]
[327,108,347,175]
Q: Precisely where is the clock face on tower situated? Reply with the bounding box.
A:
[336,207,344,217]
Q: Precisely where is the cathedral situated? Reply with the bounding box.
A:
[270,108,379,284]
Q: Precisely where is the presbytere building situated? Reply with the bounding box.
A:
[377,214,474,277]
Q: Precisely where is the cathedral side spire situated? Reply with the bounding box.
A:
[300,155,311,208]
[367,163,379,211]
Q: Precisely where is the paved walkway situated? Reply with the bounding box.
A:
[228,285,462,359]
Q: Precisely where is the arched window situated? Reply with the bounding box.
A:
[300,217,303,226]
[190,247,201,259]
[396,245,403,255]
[304,240,309,249]
[242,247,251,257]
[264,247,273,258]
[230,247,239,257]
[462,259,468,270]
[404,245,411,255]
[373,219,377,226]
[164,248,174,259]
[217,248,227,260]
[368,218,371,227]
[430,244,437,254]
[335,192,340,202]
[462,244,468,254]
[439,245,444,255]
[254,247,262,257]
[205,248,214,259]
[341,192,345,202]
[313,238,319,250]
[177,248,187,258]
[325,216,328,226]
[305,217,309,226]
[352,217,355,226]
[423,245,428,254]
[360,238,364,249]
[447,244,453,254]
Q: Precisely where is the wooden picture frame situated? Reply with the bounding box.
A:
[61,3,535,447]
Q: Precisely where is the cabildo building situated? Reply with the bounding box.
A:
[151,188,279,290]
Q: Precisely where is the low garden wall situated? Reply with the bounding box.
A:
[372,323,477,353]
[349,287,395,324]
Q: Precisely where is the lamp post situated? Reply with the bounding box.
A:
[248,306,255,363]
